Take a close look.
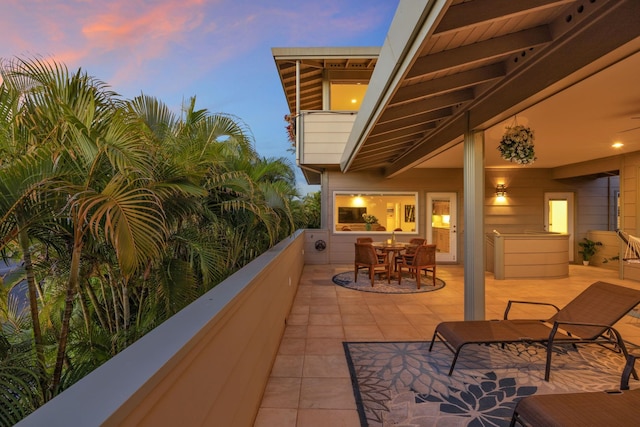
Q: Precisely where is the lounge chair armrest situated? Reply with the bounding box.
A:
[548,320,623,341]
[549,320,619,335]
[504,300,561,319]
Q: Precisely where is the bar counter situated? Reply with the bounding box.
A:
[489,232,570,280]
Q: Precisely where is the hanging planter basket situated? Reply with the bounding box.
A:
[498,124,536,165]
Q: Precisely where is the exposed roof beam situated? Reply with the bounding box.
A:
[434,0,575,35]
[379,90,473,123]
[370,108,451,136]
[392,63,505,105]
[407,26,552,78]
[365,123,436,145]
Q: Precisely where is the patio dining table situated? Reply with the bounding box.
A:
[372,242,413,276]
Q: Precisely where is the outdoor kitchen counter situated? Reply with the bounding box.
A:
[491,232,570,280]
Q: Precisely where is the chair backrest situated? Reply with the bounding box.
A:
[354,242,378,264]
[404,238,426,255]
[550,281,640,339]
[357,237,374,244]
[412,244,436,266]
[376,225,386,231]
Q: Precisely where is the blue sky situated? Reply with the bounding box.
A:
[1,0,399,195]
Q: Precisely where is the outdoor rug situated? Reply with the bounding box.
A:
[344,340,639,426]
[332,271,445,294]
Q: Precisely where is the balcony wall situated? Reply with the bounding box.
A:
[298,110,356,165]
[17,231,305,427]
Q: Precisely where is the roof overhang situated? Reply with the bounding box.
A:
[341,0,640,177]
[272,47,380,113]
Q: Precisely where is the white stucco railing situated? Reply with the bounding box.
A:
[16,230,306,427]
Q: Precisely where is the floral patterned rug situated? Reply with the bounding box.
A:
[332,271,445,294]
[344,340,639,426]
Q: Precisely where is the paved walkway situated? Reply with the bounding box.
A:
[254,264,640,427]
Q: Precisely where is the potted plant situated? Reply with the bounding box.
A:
[362,213,378,231]
[578,237,602,265]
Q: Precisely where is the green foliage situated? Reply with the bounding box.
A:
[578,237,602,261]
[0,57,302,421]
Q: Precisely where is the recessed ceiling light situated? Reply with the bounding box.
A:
[351,99,357,103]
[612,142,624,148]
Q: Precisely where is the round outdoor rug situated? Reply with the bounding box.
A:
[332,271,445,294]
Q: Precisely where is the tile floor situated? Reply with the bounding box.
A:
[253,263,640,427]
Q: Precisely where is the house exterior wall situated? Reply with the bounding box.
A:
[620,152,640,279]
[321,167,619,266]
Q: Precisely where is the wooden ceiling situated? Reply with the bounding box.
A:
[272,47,379,112]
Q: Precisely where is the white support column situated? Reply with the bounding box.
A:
[463,128,485,320]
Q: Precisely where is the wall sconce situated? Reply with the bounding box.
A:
[495,184,507,198]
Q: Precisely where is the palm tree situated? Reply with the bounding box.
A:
[0,58,303,419]
[2,57,168,393]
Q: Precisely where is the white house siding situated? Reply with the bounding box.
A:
[322,167,619,267]
[620,152,640,280]
[299,111,356,165]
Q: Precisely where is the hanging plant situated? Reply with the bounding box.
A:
[498,124,536,165]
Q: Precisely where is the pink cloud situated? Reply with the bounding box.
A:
[81,0,207,57]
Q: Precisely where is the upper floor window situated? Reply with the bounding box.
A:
[334,192,418,233]
[330,83,368,110]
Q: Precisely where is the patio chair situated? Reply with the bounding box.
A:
[394,238,426,270]
[397,244,436,289]
[356,237,386,262]
[354,242,391,287]
[510,353,640,426]
[429,281,640,380]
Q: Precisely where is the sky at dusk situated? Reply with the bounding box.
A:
[1,0,399,195]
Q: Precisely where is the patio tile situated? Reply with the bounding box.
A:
[308,313,342,325]
[307,325,345,339]
[260,377,301,408]
[302,355,350,378]
[343,325,384,341]
[256,263,640,427]
[299,377,355,409]
[296,409,361,427]
[271,355,304,377]
[305,338,346,355]
[253,408,297,427]
[278,337,307,355]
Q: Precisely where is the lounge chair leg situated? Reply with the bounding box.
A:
[448,351,460,376]
[428,330,438,351]
[544,324,559,381]
[621,354,637,390]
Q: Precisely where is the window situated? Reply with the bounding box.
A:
[330,83,368,110]
[334,192,418,233]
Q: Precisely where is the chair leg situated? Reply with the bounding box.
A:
[415,268,421,289]
[432,266,436,286]
[370,268,375,287]
[621,354,637,390]
[354,265,358,283]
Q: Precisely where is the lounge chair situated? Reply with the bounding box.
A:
[429,281,640,380]
[510,353,640,426]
